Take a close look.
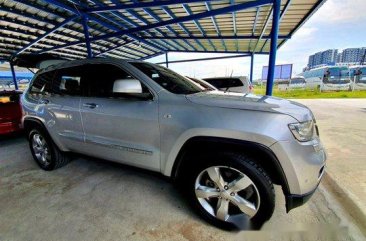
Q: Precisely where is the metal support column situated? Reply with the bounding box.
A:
[82,15,93,58]
[266,0,281,95]
[250,53,255,83]
[165,52,169,68]
[10,62,18,90]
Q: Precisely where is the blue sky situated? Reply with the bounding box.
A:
[147,0,366,80]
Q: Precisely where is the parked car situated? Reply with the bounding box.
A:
[186,76,217,90]
[21,57,326,229]
[0,90,23,135]
[203,76,253,93]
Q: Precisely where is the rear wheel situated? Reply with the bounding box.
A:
[29,128,70,170]
[185,152,275,230]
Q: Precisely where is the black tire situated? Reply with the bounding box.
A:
[185,152,275,230]
[28,127,71,171]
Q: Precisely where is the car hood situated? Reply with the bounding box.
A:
[186,91,313,122]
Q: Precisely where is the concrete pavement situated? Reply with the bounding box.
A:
[1,99,365,240]
[297,99,366,230]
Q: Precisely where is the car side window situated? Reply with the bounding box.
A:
[83,64,151,98]
[30,70,55,95]
[51,66,82,96]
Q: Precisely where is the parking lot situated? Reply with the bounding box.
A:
[0,99,365,241]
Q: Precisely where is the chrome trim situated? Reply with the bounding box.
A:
[85,138,153,156]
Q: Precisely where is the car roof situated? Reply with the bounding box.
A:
[36,57,139,75]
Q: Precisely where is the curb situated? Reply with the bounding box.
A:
[322,171,366,234]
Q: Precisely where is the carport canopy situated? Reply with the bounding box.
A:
[0,0,326,95]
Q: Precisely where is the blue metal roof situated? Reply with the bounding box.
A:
[0,0,326,61]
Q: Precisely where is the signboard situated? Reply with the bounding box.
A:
[261,64,293,80]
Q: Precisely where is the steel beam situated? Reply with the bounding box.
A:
[249,7,261,51]
[121,5,183,51]
[260,0,292,52]
[165,52,169,68]
[81,16,93,58]
[83,0,167,52]
[42,0,165,53]
[140,52,164,61]
[9,62,18,90]
[162,7,205,51]
[230,0,239,51]
[169,50,269,55]
[155,54,251,65]
[13,16,78,56]
[139,6,194,51]
[253,7,273,53]
[86,0,222,13]
[250,53,255,83]
[39,0,272,53]
[205,2,227,51]
[182,4,216,51]
[95,40,135,57]
[8,0,149,58]
[278,0,327,48]
[138,35,290,40]
[266,0,281,96]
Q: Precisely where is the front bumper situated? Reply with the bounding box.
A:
[270,136,326,212]
[285,169,323,212]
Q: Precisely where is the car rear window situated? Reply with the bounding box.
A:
[203,78,243,89]
[30,71,55,94]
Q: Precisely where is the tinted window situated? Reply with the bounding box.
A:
[51,64,147,98]
[204,78,243,89]
[83,64,142,98]
[52,66,82,96]
[130,62,203,94]
[30,71,55,94]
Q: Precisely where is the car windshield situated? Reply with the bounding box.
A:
[130,62,205,94]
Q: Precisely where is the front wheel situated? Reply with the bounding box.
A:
[186,152,275,230]
[29,128,70,171]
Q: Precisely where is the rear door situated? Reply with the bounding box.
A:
[79,63,160,171]
[45,66,85,150]
[30,67,84,150]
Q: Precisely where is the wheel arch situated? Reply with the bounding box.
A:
[23,117,47,137]
[23,117,68,152]
[171,136,290,195]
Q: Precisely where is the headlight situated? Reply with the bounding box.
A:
[288,120,315,142]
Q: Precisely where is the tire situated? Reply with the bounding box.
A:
[185,152,275,230]
[28,127,70,171]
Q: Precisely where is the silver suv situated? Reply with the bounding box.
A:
[22,58,326,229]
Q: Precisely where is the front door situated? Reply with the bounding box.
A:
[79,63,160,171]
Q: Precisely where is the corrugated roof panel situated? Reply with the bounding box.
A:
[0,0,326,60]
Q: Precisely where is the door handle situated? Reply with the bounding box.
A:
[40,99,49,104]
[83,103,98,109]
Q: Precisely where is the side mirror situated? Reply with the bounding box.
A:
[113,79,142,94]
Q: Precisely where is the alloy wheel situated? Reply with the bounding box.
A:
[194,166,260,222]
[32,133,51,166]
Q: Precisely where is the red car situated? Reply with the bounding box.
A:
[0,90,23,135]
